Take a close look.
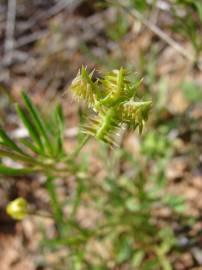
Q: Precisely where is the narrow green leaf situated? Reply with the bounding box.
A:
[46,176,63,231]
[0,164,34,175]
[19,138,43,155]
[55,104,64,127]
[195,2,202,23]
[0,149,34,163]
[16,104,44,151]
[0,126,23,154]
[53,104,64,155]
[21,92,53,155]
[132,250,145,267]
[41,236,87,248]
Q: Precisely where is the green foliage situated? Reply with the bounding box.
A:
[0,91,70,176]
[181,81,202,103]
[141,127,171,158]
[107,0,202,58]
[86,144,177,270]
[0,68,186,269]
[0,0,200,266]
[171,0,202,55]
[131,0,148,12]
[174,0,202,22]
[106,10,129,41]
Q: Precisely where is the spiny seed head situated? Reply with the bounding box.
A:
[119,100,152,133]
[100,68,139,106]
[67,67,152,146]
[69,66,98,107]
[6,197,28,220]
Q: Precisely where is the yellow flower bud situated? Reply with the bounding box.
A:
[6,197,28,220]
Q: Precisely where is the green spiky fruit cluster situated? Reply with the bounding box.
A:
[68,67,152,146]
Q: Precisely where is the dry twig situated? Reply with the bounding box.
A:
[3,0,16,67]
[113,0,195,63]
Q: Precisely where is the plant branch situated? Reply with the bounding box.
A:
[72,134,90,158]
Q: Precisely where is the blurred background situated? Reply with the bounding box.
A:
[0,0,202,269]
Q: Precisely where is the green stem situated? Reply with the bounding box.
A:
[29,212,53,219]
[46,176,64,235]
[72,135,90,158]
[70,176,83,219]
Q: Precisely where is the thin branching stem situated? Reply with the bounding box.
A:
[72,134,90,158]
